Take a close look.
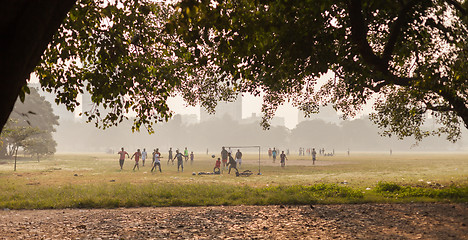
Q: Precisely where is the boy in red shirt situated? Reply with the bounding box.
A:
[131,149,142,171]
[118,147,130,170]
[214,158,221,174]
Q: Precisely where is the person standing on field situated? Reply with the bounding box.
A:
[168,147,173,165]
[190,151,194,165]
[141,148,147,167]
[268,148,272,159]
[312,148,317,165]
[151,149,162,173]
[280,150,287,167]
[131,149,142,171]
[221,147,228,169]
[184,147,189,162]
[118,147,130,170]
[272,148,277,163]
[173,149,184,172]
[235,149,242,168]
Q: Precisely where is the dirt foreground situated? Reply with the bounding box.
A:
[0,203,467,239]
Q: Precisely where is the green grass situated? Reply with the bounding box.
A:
[0,152,466,209]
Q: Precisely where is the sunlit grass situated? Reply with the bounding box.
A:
[0,152,466,209]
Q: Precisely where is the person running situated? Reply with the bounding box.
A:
[214,158,221,174]
[117,147,130,170]
[312,148,317,165]
[221,147,228,169]
[141,148,147,167]
[235,149,242,168]
[190,151,194,165]
[173,149,184,172]
[151,149,162,173]
[280,150,287,167]
[131,149,142,171]
[272,148,277,163]
[226,152,239,175]
[184,147,189,162]
[167,147,173,165]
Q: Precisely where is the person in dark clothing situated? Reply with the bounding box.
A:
[167,147,173,165]
[221,147,228,169]
[226,152,239,175]
[235,149,242,168]
[173,149,184,172]
[280,150,287,167]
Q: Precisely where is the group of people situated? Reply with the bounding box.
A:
[218,147,242,174]
[267,147,288,167]
[117,147,195,172]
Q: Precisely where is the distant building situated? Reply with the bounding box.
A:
[242,113,285,127]
[298,105,341,125]
[180,114,199,125]
[200,94,242,122]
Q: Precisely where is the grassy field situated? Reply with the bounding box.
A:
[0,152,466,209]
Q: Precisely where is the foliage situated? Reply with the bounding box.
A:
[0,88,59,159]
[35,0,467,142]
[169,0,468,141]
[36,0,182,132]
[0,120,42,157]
[1,181,466,209]
[375,182,468,200]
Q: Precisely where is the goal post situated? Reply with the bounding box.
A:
[224,145,262,175]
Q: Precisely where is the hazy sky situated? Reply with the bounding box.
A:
[167,94,300,129]
[30,71,373,129]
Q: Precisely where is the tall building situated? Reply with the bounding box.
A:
[200,94,242,122]
[298,105,341,125]
[242,113,285,127]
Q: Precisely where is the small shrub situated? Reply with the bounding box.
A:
[375,182,402,193]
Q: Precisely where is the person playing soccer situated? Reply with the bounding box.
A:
[272,147,277,163]
[131,149,142,171]
[117,147,130,170]
[151,149,162,173]
[190,151,194,165]
[173,149,184,172]
[167,147,173,165]
[312,148,317,165]
[226,152,239,175]
[280,150,287,168]
[141,148,147,167]
[184,147,189,162]
[214,157,221,174]
[235,149,242,169]
[221,147,228,169]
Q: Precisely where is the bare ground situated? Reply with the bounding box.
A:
[0,203,467,239]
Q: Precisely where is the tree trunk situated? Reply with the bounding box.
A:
[14,146,18,171]
[0,0,76,135]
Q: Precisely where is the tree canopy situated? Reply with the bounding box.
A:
[1,0,467,142]
[168,0,468,141]
[0,87,59,159]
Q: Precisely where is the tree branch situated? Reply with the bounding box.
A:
[382,0,419,63]
[347,0,389,73]
[445,0,467,16]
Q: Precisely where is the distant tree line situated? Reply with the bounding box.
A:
[54,114,467,154]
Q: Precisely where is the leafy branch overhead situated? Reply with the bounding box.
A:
[36,0,467,142]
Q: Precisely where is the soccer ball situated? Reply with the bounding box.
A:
[211,154,215,158]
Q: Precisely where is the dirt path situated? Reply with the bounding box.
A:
[0,203,467,239]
